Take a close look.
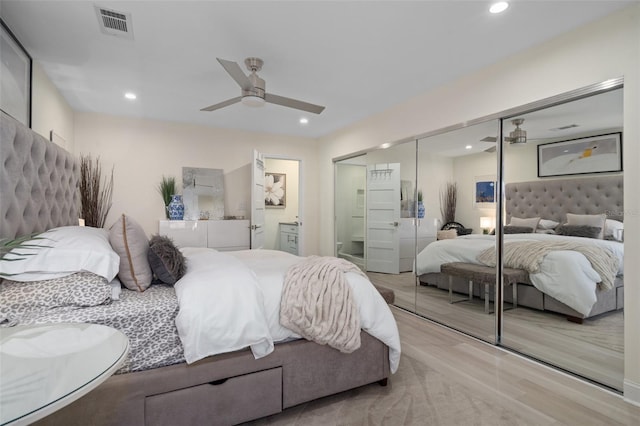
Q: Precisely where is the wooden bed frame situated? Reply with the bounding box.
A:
[0,112,392,425]
[420,174,624,321]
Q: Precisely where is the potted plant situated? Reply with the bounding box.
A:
[158,176,176,219]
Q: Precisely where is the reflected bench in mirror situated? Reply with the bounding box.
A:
[440,262,525,314]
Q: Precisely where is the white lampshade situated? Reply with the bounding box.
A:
[241,95,265,107]
[480,216,495,229]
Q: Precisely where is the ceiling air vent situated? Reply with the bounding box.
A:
[550,124,579,131]
[95,6,134,40]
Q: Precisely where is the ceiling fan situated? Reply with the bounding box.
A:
[482,118,528,152]
[200,57,325,114]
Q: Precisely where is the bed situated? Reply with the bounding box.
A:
[0,111,401,425]
[416,175,624,321]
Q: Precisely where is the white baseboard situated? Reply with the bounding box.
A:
[624,379,640,407]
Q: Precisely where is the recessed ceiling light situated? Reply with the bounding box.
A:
[299,117,309,125]
[124,92,137,100]
[465,145,473,150]
[489,2,509,14]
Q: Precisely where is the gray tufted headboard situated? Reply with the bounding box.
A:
[505,175,623,224]
[0,112,80,239]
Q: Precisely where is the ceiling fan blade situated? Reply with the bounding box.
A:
[480,136,497,142]
[217,58,253,91]
[265,93,325,114]
[200,96,242,112]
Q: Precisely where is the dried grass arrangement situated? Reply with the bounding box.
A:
[439,181,457,224]
[79,155,114,228]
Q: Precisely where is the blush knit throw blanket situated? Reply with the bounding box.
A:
[280,256,365,353]
[476,240,619,291]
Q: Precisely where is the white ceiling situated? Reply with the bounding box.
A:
[0,1,633,138]
[419,88,624,157]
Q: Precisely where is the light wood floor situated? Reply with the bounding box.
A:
[367,272,624,391]
[248,308,639,426]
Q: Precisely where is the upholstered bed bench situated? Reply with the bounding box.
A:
[374,285,395,304]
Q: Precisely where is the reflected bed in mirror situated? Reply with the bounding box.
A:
[182,167,225,220]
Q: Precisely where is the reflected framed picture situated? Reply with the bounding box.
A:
[537,133,622,177]
[1,19,32,127]
[474,175,496,209]
[265,172,286,208]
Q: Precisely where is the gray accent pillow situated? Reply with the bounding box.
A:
[109,214,152,292]
[565,213,606,239]
[148,235,186,285]
[555,225,602,239]
[491,226,534,235]
[504,226,534,234]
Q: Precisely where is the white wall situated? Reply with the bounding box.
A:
[31,62,74,151]
[417,152,454,225]
[73,112,320,255]
[318,5,640,402]
[452,152,497,232]
[264,158,299,251]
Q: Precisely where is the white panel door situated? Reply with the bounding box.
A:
[366,163,400,274]
[250,150,265,249]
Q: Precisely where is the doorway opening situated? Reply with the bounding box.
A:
[263,157,302,255]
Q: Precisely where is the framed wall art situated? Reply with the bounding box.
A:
[265,172,286,208]
[1,19,32,127]
[537,133,622,177]
[473,175,496,209]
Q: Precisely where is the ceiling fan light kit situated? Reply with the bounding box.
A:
[507,118,527,144]
[201,57,325,114]
[241,95,266,107]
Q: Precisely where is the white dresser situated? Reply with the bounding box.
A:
[279,222,299,255]
[158,220,250,251]
[399,217,438,272]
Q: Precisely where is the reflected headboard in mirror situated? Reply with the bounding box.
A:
[505,175,623,224]
[0,112,80,239]
[182,167,225,220]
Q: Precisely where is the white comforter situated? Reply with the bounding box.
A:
[175,248,401,373]
[416,234,624,316]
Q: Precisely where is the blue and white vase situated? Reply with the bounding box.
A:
[417,201,425,219]
[168,195,184,220]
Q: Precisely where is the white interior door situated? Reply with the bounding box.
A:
[250,150,265,249]
[366,163,400,274]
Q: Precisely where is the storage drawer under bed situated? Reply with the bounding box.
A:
[145,367,282,426]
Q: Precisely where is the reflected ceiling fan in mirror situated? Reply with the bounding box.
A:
[482,118,528,152]
[200,57,326,114]
[505,118,527,144]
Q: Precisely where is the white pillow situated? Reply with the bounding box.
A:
[538,219,559,230]
[565,213,606,239]
[535,229,557,234]
[604,219,624,241]
[509,217,541,230]
[0,226,120,282]
[110,277,123,300]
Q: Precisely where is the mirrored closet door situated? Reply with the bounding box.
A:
[414,121,499,343]
[501,87,624,391]
[333,80,624,392]
[335,142,418,313]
